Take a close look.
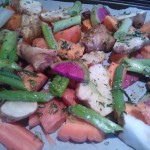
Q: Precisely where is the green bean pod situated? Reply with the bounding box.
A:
[69,104,123,134]
[0,90,55,102]
[112,64,125,117]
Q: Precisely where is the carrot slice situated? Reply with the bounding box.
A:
[140,21,150,38]
[4,14,22,31]
[103,15,118,32]
[81,19,92,32]
[33,99,66,134]
[54,25,81,44]
[32,38,48,49]
[140,45,150,59]
[108,62,119,87]
[62,88,76,106]
[0,119,43,150]
[58,116,105,143]
[110,51,129,63]
[19,65,48,91]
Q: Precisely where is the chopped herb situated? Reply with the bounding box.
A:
[49,102,58,114]
[28,80,37,89]
[38,104,46,108]
[36,112,43,118]
[99,102,105,107]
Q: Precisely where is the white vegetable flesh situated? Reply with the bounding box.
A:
[116,11,146,21]
[119,113,150,150]
[81,51,106,66]
[11,0,42,15]
[113,37,150,54]
[0,101,38,122]
[40,8,71,22]
[76,64,113,116]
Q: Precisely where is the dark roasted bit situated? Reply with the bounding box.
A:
[81,24,115,53]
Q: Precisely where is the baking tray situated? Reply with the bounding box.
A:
[0,0,149,150]
[54,0,150,9]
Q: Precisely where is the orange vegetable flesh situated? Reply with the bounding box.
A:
[103,15,118,32]
[81,19,92,32]
[4,14,22,31]
[140,45,150,59]
[32,38,48,49]
[19,65,48,91]
[54,25,81,44]
[0,119,43,150]
[58,39,85,60]
[58,117,105,143]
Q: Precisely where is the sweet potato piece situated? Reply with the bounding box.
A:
[103,15,118,32]
[140,21,150,38]
[108,62,119,87]
[81,19,92,32]
[54,25,81,44]
[58,117,105,143]
[32,38,48,49]
[62,88,76,106]
[4,14,22,31]
[125,103,146,123]
[58,39,85,60]
[110,51,129,63]
[33,99,66,134]
[140,45,150,59]
[0,119,43,150]
[19,65,48,91]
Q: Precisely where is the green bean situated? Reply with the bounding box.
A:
[68,1,82,16]
[53,15,81,33]
[0,90,55,102]
[49,75,70,97]
[0,31,18,62]
[114,18,133,41]
[42,22,58,49]
[0,74,27,90]
[112,65,125,117]
[69,104,123,134]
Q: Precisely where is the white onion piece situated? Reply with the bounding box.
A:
[0,8,15,28]
[0,101,38,122]
[119,113,150,150]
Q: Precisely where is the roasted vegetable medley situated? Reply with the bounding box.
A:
[0,0,150,150]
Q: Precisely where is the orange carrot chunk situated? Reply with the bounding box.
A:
[81,19,92,32]
[58,116,105,143]
[58,39,85,60]
[0,119,43,150]
[36,99,66,134]
[140,21,150,38]
[32,38,48,49]
[4,14,22,31]
[54,25,81,44]
[110,51,129,63]
[103,15,118,32]
[140,45,150,59]
[62,88,76,106]
[108,62,119,87]
[19,65,48,91]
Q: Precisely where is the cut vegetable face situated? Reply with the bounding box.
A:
[77,64,113,116]
[0,101,38,122]
[90,4,110,26]
[51,60,89,83]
